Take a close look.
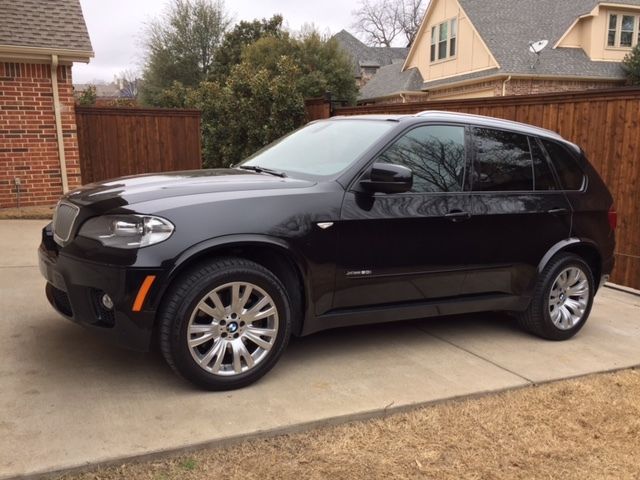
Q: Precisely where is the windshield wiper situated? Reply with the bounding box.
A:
[238,165,287,178]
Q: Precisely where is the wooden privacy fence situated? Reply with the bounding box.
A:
[325,88,640,290]
[75,106,202,184]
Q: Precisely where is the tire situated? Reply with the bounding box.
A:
[159,257,292,390]
[518,253,595,341]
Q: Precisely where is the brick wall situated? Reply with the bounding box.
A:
[505,78,624,95]
[358,92,430,105]
[428,77,625,101]
[428,79,504,100]
[0,61,81,208]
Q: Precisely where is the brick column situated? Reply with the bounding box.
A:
[0,61,82,208]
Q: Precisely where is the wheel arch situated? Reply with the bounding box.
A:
[157,235,309,336]
[538,238,603,289]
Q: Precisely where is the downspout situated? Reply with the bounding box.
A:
[400,93,407,104]
[51,54,69,194]
[502,75,512,97]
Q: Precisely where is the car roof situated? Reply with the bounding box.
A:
[331,110,568,144]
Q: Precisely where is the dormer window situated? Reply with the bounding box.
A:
[430,18,457,62]
[607,13,640,48]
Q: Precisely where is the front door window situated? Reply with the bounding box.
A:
[378,125,467,193]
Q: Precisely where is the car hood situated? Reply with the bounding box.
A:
[64,169,316,209]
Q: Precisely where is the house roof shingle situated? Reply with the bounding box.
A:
[333,30,409,78]
[359,63,424,100]
[0,0,93,53]
[428,0,640,88]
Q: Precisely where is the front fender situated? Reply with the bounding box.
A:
[147,234,311,319]
[165,233,308,282]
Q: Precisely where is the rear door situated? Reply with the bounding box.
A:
[461,127,572,297]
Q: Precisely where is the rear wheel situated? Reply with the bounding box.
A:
[159,257,292,390]
[518,253,594,340]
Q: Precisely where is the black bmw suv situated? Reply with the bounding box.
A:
[39,111,616,390]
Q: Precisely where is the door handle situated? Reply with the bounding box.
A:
[548,208,569,215]
[445,211,471,222]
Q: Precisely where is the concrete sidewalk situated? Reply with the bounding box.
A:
[1,220,639,479]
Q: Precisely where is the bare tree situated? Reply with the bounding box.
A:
[118,69,140,98]
[351,0,400,47]
[351,0,427,47]
[398,0,427,46]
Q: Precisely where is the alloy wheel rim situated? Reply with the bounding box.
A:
[187,282,279,376]
[548,267,589,330]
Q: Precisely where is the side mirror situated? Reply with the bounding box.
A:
[359,163,413,194]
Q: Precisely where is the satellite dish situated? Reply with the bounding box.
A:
[529,40,549,54]
[528,40,549,69]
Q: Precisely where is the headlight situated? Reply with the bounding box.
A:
[78,215,175,249]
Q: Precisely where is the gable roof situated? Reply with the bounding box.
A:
[359,63,424,101]
[412,0,640,89]
[333,30,409,78]
[461,0,639,77]
[0,0,93,57]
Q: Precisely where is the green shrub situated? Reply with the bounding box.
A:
[622,44,640,85]
[77,85,97,106]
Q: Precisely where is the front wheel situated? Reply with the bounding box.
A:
[518,253,595,341]
[159,257,292,390]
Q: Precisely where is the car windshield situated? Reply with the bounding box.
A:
[239,120,395,178]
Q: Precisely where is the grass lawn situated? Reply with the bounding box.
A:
[58,368,640,480]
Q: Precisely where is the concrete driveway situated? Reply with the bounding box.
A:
[1,219,639,479]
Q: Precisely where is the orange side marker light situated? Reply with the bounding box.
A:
[132,275,156,312]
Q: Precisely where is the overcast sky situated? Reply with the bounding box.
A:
[74,0,363,83]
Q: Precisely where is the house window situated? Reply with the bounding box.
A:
[607,13,640,48]
[430,18,457,62]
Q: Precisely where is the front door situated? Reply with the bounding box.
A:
[333,124,476,310]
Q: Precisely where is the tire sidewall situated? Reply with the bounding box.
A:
[167,262,292,390]
[540,256,595,340]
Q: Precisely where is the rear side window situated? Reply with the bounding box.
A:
[541,140,585,191]
[377,125,466,193]
[531,139,558,191]
[471,128,533,191]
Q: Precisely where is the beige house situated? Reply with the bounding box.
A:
[386,0,640,101]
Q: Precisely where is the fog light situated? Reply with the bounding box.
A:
[101,293,114,310]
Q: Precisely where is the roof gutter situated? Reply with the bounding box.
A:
[50,54,69,194]
[0,44,93,63]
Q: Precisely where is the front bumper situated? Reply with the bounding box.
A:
[39,225,161,351]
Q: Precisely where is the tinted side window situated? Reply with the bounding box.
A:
[541,140,585,191]
[471,128,533,191]
[531,138,558,191]
[378,125,466,193]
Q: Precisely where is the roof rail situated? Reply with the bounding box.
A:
[413,110,561,138]
[415,110,473,117]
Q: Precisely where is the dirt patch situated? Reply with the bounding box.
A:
[59,369,640,480]
[0,205,54,220]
